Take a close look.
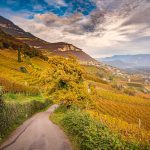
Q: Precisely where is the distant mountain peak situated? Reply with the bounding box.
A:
[99,54,150,72]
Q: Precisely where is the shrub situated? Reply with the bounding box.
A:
[0,98,52,141]
[19,66,28,73]
[111,83,123,90]
[124,88,136,96]
[127,82,143,88]
[59,109,140,150]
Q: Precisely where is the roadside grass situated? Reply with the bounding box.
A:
[50,106,79,150]
[3,93,44,103]
[50,105,150,150]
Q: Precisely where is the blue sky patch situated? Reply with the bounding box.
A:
[0,0,96,16]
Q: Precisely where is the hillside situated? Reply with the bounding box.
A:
[102,60,135,69]
[0,28,47,60]
[0,16,96,63]
[1,0,150,149]
[0,15,150,150]
[102,54,150,66]
[0,49,150,149]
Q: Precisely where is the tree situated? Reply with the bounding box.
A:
[39,56,90,105]
[18,47,21,63]
[0,42,3,49]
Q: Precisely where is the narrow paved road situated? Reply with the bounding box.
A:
[0,105,72,150]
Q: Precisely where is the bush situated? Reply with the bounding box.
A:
[124,88,136,96]
[59,109,140,150]
[19,66,28,73]
[127,82,143,88]
[0,98,52,141]
[111,83,123,90]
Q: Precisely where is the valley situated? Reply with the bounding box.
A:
[99,54,150,76]
[0,15,150,150]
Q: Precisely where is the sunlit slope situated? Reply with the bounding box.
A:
[86,85,150,143]
[82,65,150,143]
[0,49,50,93]
[91,89,150,128]
[1,49,150,144]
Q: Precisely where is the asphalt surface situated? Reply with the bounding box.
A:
[0,104,72,150]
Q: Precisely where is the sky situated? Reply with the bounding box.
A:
[0,0,150,58]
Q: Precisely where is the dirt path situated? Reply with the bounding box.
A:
[0,104,72,150]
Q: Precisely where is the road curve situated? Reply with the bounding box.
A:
[0,104,72,150]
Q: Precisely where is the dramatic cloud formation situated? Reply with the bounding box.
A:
[0,0,150,57]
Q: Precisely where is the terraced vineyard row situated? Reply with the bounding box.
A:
[88,88,150,144]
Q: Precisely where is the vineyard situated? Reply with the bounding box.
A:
[51,105,150,150]
[49,63,150,147]
[87,88,150,144]
[0,49,51,94]
[0,49,150,148]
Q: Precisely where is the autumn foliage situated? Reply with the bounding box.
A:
[39,56,90,104]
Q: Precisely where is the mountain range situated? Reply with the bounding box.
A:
[0,15,96,63]
[98,54,150,73]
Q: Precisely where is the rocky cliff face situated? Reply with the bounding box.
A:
[58,44,81,52]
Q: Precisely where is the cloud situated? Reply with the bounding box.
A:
[1,0,150,58]
[34,13,92,35]
[34,9,106,35]
[44,0,67,6]
[121,5,150,26]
